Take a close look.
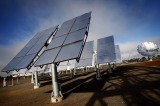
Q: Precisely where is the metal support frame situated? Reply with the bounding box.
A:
[51,63,63,103]
[34,71,40,89]
[3,78,7,87]
[112,62,117,70]
[96,64,101,79]
[73,68,76,75]
[83,67,85,73]
[69,69,74,78]
[108,63,112,73]
[31,73,34,83]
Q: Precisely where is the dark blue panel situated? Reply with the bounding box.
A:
[35,47,61,66]
[15,46,33,57]
[46,35,66,50]
[97,36,116,64]
[80,41,93,59]
[76,12,91,21]
[55,18,76,37]
[70,18,90,33]
[34,12,91,66]
[2,57,23,71]
[15,53,37,69]
[55,41,83,62]
[2,25,58,71]
[115,45,121,63]
[63,28,86,45]
[27,42,44,55]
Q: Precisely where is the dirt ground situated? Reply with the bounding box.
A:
[0,60,160,106]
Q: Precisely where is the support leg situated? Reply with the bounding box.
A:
[96,64,101,80]
[34,71,40,89]
[73,68,76,75]
[108,63,112,73]
[31,73,34,83]
[3,78,7,87]
[51,64,63,103]
[69,69,74,78]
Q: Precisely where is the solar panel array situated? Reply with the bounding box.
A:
[115,45,121,63]
[35,12,91,66]
[97,36,116,64]
[75,41,94,67]
[2,26,58,72]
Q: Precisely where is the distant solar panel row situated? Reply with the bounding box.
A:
[35,12,91,66]
[75,41,94,67]
[115,45,121,63]
[97,36,116,64]
[2,26,58,72]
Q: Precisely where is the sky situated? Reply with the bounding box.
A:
[0,0,160,70]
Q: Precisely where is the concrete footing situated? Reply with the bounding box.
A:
[34,85,39,89]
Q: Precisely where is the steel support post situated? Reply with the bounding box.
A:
[3,78,7,87]
[31,73,34,83]
[96,64,101,79]
[73,68,76,75]
[51,63,63,103]
[69,69,74,78]
[108,63,112,73]
[34,71,39,89]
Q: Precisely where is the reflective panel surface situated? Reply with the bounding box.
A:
[63,28,86,45]
[35,47,61,66]
[15,53,37,69]
[115,45,121,63]
[2,25,58,71]
[2,57,23,71]
[75,41,93,67]
[15,46,33,58]
[55,41,83,62]
[27,42,44,55]
[80,41,93,59]
[55,18,76,37]
[97,36,116,64]
[70,18,90,32]
[76,12,91,21]
[35,12,91,66]
[46,35,66,50]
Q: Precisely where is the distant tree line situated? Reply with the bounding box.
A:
[122,55,160,63]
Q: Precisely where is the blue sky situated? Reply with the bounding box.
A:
[0,0,160,69]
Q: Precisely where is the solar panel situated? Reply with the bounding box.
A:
[75,41,94,67]
[70,18,90,33]
[35,47,61,66]
[97,36,116,64]
[2,57,24,71]
[15,53,37,69]
[115,45,121,63]
[35,12,91,66]
[46,35,66,50]
[64,28,87,45]
[55,41,84,62]
[55,18,76,38]
[2,26,58,72]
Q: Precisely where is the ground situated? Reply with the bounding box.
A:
[0,59,160,106]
